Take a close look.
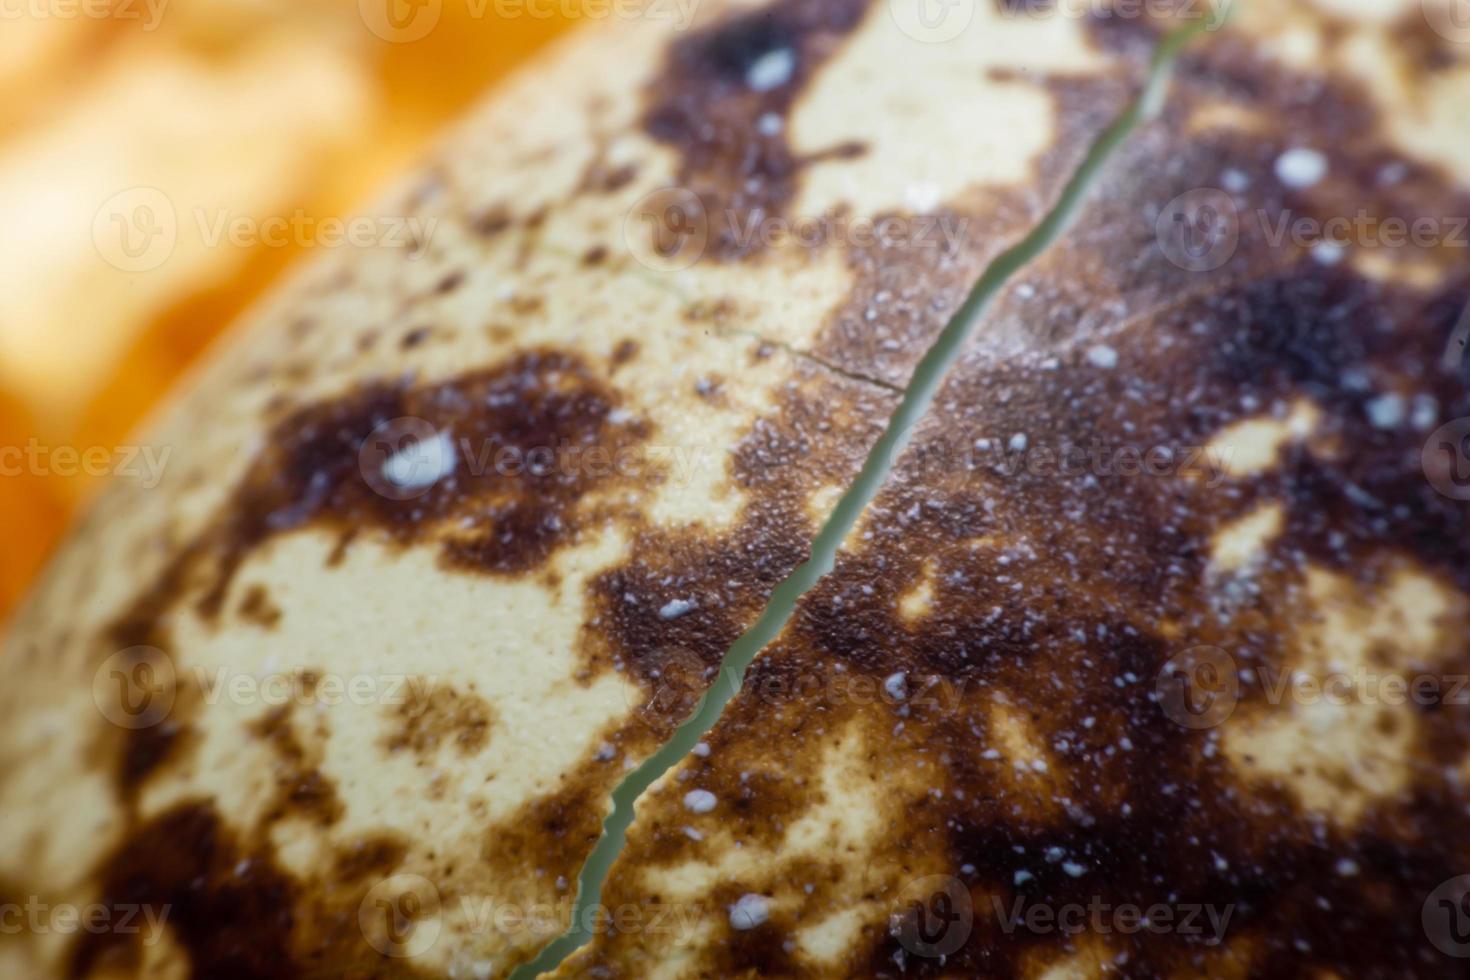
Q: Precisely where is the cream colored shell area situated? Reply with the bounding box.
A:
[0,1,1137,978]
[0,111,824,980]
[447,0,1120,363]
[552,5,1470,980]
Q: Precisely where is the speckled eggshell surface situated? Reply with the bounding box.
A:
[556,3,1470,979]
[0,1,1172,977]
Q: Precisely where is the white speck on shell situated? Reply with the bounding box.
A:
[382,430,456,490]
[1275,148,1328,189]
[729,894,770,930]
[1311,241,1346,266]
[746,49,796,92]
[1086,345,1119,370]
[904,181,941,213]
[659,598,698,620]
[683,789,717,814]
[884,672,907,700]
[1411,394,1439,432]
[1366,393,1406,429]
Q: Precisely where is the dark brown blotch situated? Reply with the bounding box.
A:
[471,204,513,238]
[333,835,409,882]
[69,804,300,979]
[610,339,639,368]
[71,802,435,979]
[237,584,281,629]
[641,0,873,260]
[382,684,494,758]
[104,348,639,801]
[249,705,344,826]
[435,270,465,295]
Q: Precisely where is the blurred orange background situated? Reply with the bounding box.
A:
[0,0,579,624]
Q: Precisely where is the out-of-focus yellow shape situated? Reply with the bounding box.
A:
[0,0,580,623]
[0,32,372,420]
